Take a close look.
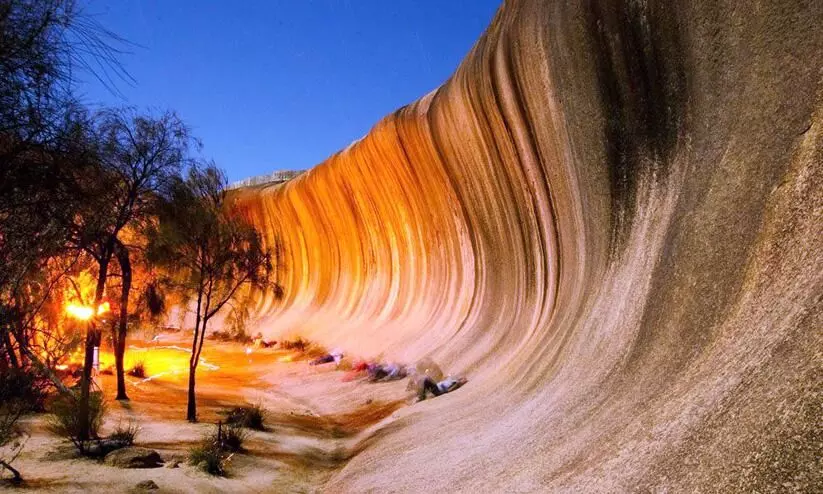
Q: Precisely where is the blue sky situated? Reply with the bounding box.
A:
[78,1,501,182]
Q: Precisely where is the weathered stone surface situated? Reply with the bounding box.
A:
[104,447,163,469]
[232,0,823,492]
[86,439,129,457]
[134,480,158,490]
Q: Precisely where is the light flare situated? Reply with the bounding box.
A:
[65,301,111,320]
[65,303,93,320]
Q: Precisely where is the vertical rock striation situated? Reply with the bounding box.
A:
[233,0,822,491]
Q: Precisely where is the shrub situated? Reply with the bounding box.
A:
[0,368,50,412]
[223,403,266,431]
[210,329,252,344]
[47,390,106,454]
[280,336,308,352]
[224,407,246,426]
[0,367,53,482]
[0,399,27,483]
[218,422,247,452]
[188,439,227,476]
[109,421,139,445]
[187,421,247,476]
[128,361,146,378]
[243,404,265,431]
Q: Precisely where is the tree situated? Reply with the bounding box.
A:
[87,109,196,402]
[148,165,274,422]
[0,10,114,471]
[0,250,90,386]
[59,109,195,447]
[1,0,126,247]
[0,0,124,398]
[0,0,128,144]
[0,105,95,385]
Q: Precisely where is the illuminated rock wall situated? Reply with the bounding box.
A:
[233,0,822,491]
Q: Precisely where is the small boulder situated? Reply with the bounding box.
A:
[135,480,159,490]
[104,447,163,468]
[87,438,129,457]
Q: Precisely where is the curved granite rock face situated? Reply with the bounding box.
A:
[233,0,822,491]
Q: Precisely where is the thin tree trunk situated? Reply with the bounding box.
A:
[0,459,21,483]
[19,344,69,394]
[188,291,213,422]
[194,283,211,371]
[1,330,19,369]
[186,286,204,422]
[195,315,210,371]
[78,257,108,442]
[113,241,131,400]
[186,362,197,422]
[9,305,27,369]
[18,321,28,369]
[0,333,7,372]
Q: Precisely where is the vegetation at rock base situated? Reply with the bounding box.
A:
[187,421,249,476]
[223,403,267,431]
[109,421,140,446]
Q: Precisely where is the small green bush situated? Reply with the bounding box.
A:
[128,361,146,378]
[224,407,245,425]
[219,422,247,452]
[47,390,106,454]
[188,421,247,476]
[188,439,227,476]
[223,403,266,431]
[109,421,139,445]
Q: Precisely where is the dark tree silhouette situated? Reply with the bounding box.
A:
[81,109,196,403]
[148,165,275,422]
[0,0,126,453]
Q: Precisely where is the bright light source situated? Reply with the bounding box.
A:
[66,301,110,320]
[66,303,94,320]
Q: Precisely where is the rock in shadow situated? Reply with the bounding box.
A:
[104,447,164,468]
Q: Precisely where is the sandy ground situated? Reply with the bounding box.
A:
[1,331,410,493]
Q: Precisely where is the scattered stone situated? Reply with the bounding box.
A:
[87,438,129,457]
[135,479,159,490]
[104,447,163,468]
[165,459,182,469]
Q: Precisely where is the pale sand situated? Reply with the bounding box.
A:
[4,333,409,493]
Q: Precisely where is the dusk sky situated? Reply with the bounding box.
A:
[78,1,501,182]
